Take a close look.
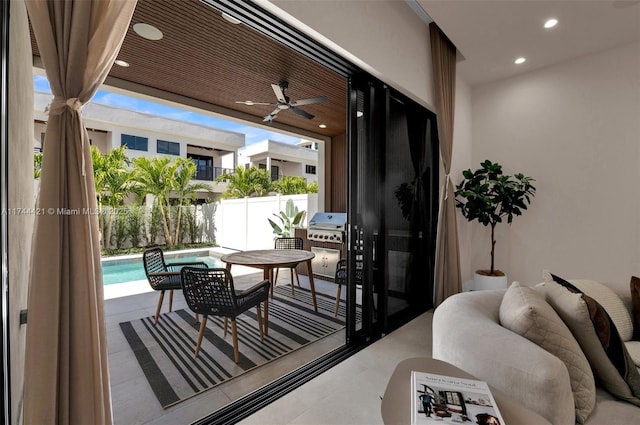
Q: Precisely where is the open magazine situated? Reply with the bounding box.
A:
[411,371,506,425]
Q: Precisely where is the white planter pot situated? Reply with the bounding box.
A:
[473,271,508,291]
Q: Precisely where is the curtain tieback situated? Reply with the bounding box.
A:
[444,174,451,200]
[46,97,83,115]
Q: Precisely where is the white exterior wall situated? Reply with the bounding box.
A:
[215,194,318,251]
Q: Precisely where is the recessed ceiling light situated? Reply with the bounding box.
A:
[133,23,163,41]
[114,59,130,67]
[356,111,364,118]
[222,13,242,25]
[514,57,526,65]
[544,18,558,29]
[319,124,327,129]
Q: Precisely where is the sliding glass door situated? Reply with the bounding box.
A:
[348,75,439,339]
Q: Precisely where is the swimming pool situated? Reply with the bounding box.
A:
[101,249,224,285]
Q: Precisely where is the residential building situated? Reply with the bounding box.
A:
[237,138,318,183]
[33,90,320,199]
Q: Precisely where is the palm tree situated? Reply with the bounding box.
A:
[216,165,272,199]
[132,156,179,245]
[272,175,311,195]
[91,146,132,248]
[172,158,212,243]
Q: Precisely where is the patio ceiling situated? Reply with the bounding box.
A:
[29,0,348,139]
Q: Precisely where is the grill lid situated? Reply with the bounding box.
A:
[309,212,347,230]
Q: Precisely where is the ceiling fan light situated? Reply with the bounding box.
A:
[245,101,254,106]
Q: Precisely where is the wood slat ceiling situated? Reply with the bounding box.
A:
[30,0,347,138]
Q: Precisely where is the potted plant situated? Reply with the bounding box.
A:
[455,160,536,289]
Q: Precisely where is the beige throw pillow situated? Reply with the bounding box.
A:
[538,273,640,407]
[500,281,596,423]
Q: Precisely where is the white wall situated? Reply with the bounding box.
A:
[467,41,640,286]
[215,194,318,250]
[262,0,435,110]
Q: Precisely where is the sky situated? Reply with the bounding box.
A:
[34,75,303,146]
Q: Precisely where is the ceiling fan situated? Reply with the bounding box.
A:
[236,81,328,123]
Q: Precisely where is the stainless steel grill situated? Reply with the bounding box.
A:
[307,212,346,243]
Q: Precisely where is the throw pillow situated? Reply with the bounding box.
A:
[625,341,640,368]
[632,276,640,340]
[500,281,596,423]
[568,279,634,342]
[538,272,640,407]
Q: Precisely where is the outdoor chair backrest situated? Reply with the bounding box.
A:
[274,237,303,250]
[143,248,169,287]
[180,267,237,317]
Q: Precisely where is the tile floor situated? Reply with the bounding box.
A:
[105,257,433,425]
[106,268,349,425]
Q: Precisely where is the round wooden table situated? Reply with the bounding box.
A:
[381,358,551,425]
[221,249,318,312]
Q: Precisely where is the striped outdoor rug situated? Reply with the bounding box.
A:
[119,285,354,408]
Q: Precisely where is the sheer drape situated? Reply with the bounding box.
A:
[23,1,136,423]
[430,22,462,306]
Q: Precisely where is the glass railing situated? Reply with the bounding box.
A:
[194,166,235,181]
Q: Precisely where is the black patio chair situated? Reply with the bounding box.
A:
[180,267,270,362]
[142,247,208,325]
[273,236,304,295]
[334,259,347,317]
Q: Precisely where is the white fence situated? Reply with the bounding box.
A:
[215,194,318,251]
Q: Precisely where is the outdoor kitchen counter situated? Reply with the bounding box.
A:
[221,249,317,312]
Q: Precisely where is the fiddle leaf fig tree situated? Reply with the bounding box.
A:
[455,160,536,276]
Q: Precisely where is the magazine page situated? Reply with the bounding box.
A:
[411,371,505,425]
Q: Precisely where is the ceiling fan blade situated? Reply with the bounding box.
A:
[235,101,273,106]
[263,106,282,122]
[290,106,314,120]
[271,83,287,103]
[290,96,328,106]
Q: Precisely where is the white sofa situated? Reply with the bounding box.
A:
[432,285,640,425]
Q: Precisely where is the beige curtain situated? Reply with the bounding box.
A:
[23,1,136,423]
[430,22,462,306]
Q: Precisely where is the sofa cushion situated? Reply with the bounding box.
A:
[632,276,640,340]
[539,273,640,407]
[500,281,596,423]
[625,341,640,368]
[567,278,634,342]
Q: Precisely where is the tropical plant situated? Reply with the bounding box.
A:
[112,210,128,249]
[215,165,272,198]
[34,152,43,179]
[183,205,200,243]
[172,158,212,243]
[131,156,178,245]
[455,160,536,276]
[126,205,144,248]
[146,202,162,246]
[267,199,306,239]
[91,146,133,249]
[272,176,312,195]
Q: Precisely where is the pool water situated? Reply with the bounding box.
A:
[101,252,224,285]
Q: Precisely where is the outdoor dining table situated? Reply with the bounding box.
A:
[221,249,318,312]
